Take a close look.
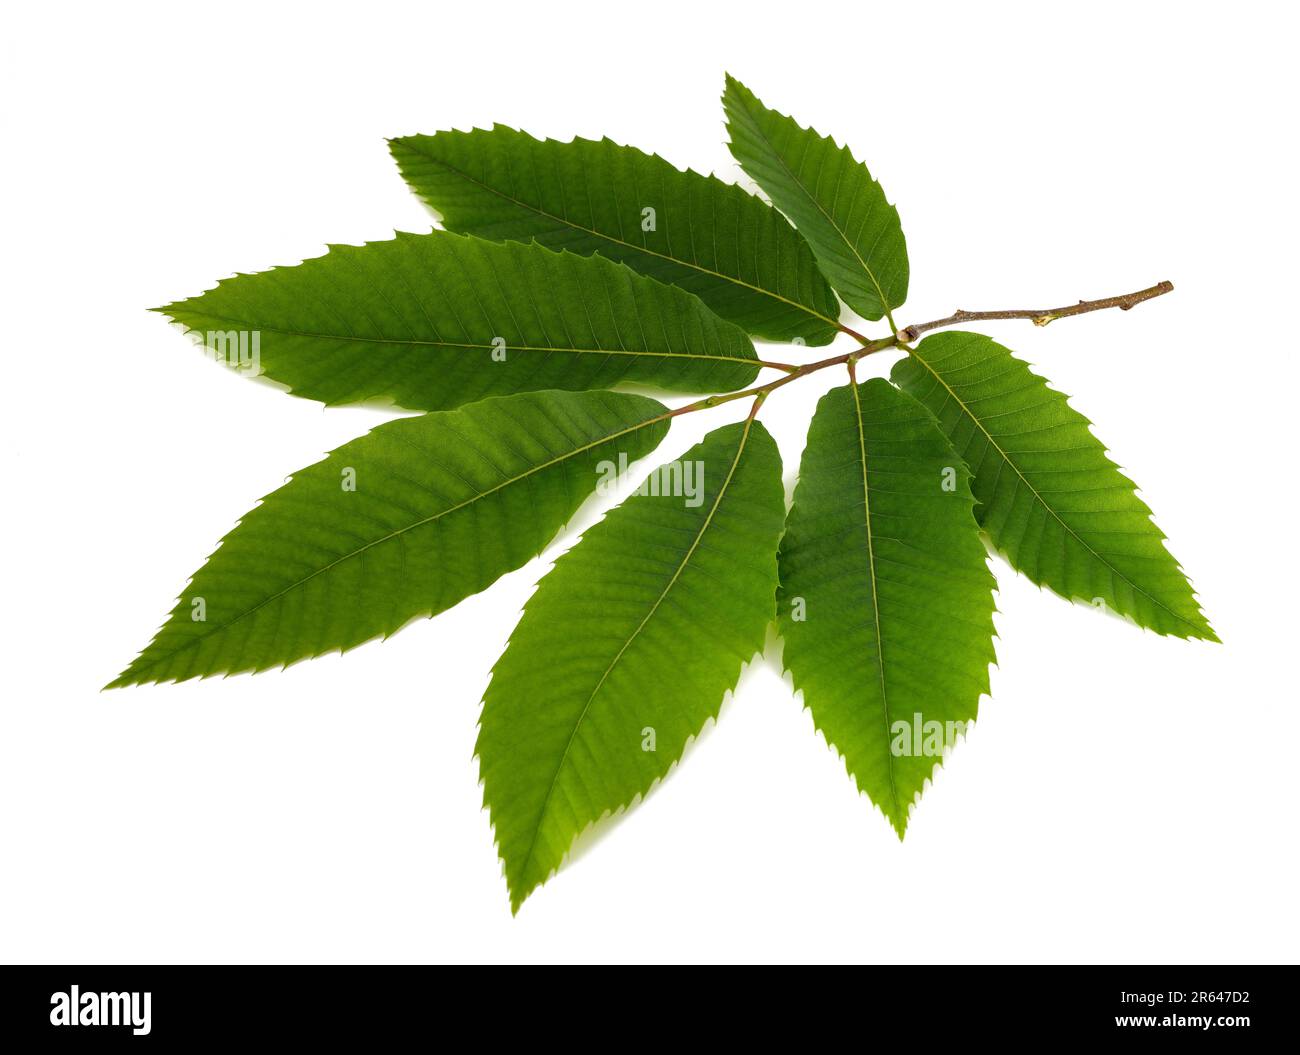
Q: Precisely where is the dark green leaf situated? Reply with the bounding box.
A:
[478,417,786,910]
[108,390,673,687]
[892,332,1216,640]
[778,379,997,835]
[723,74,908,323]
[390,127,841,345]
[158,232,760,411]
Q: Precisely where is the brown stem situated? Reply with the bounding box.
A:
[671,334,899,418]
[838,322,873,343]
[669,279,1173,421]
[895,281,1173,343]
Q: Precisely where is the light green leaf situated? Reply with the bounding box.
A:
[108,390,673,688]
[722,74,909,324]
[389,127,841,345]
[892,332,1216,640]
[157,231,760,411]
[778,379,996,835]
[478,417,785,911]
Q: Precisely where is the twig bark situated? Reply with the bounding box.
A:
[894,281,1173,343]
[673,279,1174,419]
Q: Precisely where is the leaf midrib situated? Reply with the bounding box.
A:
[167,310,755,367]
[849,383,902,818]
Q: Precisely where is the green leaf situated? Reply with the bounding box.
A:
[722,74,909,324]
[389,127,841,345]
[157,232,761,411]
[777,379,996,836]
[108,390,673,688]
[478,417,786,911]
[892,332,1216,640]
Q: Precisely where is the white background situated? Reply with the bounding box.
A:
[3,0,1296,965]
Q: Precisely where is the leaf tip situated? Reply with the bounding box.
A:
[102,664,156,691]
[149,301,185,322]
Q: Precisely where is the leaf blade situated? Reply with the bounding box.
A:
[892,332,1216,640]
[722,74,909,323]
[778,379,997,835]
[108,390,673,687]
[478,418,786,911]
[158,232,761,411]
[389,127,841,345]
